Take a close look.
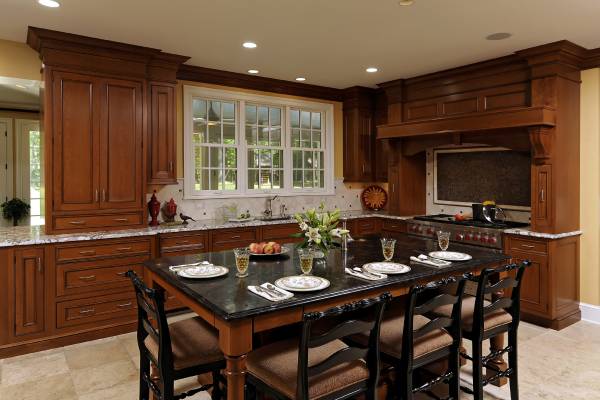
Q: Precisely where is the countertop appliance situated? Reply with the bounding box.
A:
[407,214,529,250]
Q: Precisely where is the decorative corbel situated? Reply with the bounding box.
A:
[529,126,554,164]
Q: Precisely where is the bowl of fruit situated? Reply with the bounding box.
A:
[248,241,290,257]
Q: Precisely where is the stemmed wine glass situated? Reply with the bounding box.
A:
[437,231,450,251]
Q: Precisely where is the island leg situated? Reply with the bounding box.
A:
[215,317,253,400]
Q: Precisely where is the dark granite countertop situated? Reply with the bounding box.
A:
[144,234,509,321]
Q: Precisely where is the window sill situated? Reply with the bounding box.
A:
[183,189,335,200]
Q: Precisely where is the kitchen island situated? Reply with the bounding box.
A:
[144,234,510,400]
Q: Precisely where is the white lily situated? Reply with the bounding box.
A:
[331,228,350,238]
[305,227,322,244]
[299,221,309,231]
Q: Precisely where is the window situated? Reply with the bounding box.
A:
[28,128,44,225]
[184,86,334,199]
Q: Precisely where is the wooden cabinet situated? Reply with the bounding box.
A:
[211,228,258,252]
[148,82,177,184]
[159,232,208,257]
[8,247,47,341]
[343,87,377,182]
[48,70,145,233]
[504,234,580,330]
[259,223,302,244]
[532,164,553,231]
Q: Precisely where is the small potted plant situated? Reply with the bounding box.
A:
[292,203,349,258]
[1,198,31,226]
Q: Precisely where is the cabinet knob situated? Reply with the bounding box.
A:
[78,275,97,281]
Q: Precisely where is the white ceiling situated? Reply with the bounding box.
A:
[1,0,600,89]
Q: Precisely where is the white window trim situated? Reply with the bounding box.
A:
[183,86,335,199]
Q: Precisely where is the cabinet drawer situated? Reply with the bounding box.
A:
[56,256,145,297]
[509,237,547,254]
[56,239,151,263]
[354,218,381,236]
[160,232,208,255]
[211,228,257,251]
[56,292,136,329]
[53,213,143,231]
[382,220,406,233]
[261,224,302,243]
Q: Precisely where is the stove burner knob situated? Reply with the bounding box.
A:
[416,226,423,233]
[455,233,463,240]
[465,233,472,241]
[489,236,498,244]
[473,233,481,241]
[480,234,488,243]
[427,228,434,235]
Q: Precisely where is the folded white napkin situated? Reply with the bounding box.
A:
[248,283,294,301]
[410,254,452,267]
[345,267,387,281]
[169,261,213,272]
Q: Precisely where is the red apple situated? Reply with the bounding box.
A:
[263,243,274,254]
[272,243,282,253]
[249,242,263,254]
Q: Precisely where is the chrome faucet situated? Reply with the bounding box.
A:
[263,195,279,218]
[280,203,287,218]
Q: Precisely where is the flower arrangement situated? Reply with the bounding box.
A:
[292,203,349,255]
[1,198,30,227]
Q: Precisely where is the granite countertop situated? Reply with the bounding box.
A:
[145,235,509,321]
[502,227,582,239]
[0,210,413,248]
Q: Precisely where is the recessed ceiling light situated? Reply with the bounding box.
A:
[486,32,512,41]
[247,69,259,74]
[15,84,27,89]
[366,67,379,73]
[398,0,414,5]
[295,77,306,82]
[38,0,60,7]
[242,42,257,49]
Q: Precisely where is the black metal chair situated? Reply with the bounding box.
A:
[430,261,530,400]
[127,270,226,400]
[245,292,391,400]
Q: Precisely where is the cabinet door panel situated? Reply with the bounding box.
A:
[532,164,552,231]
[11,248,46,339]
[52,71,100,211]
[100,79,143,209]
[510,249,549,316]
[149,83,176,184]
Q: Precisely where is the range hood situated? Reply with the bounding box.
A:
[377,106,556,139]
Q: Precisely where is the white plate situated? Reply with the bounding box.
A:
[275,276,330,292]
[364,262,411,275]
[178,265,229,279]
[250,246,291,257]
[428,251,472,262]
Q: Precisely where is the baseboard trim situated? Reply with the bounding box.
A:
[581,302,600,324]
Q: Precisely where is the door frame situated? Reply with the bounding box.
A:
[0,117,14,204]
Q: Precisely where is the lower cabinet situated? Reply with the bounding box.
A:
[504,234,580,330]
[8,247,48,342]
[346,218,383,238]
[259,223,302,244]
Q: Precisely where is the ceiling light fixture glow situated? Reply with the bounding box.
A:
[247,69,259,74]
[486,32,512,41]
[398,0,414,5]
[242,42,257,49]
[38,0,60,8]
[295,77,306,82]
[366,67,379,73]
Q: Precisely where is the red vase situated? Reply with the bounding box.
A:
[148,191,160,226]
[163,198,177,223]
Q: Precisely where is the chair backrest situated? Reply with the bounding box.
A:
[471,261,531,336]
[126,270,174,372]
[296,292,392,399]
[402,276,467,366]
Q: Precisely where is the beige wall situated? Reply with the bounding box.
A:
[175,80,344,179]
[580,68,600,306]
[0,39,41,81]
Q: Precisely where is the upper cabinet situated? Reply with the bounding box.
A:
[343,87,388,182]
[28,27,188,234]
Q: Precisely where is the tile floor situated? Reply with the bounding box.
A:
[1,319,598,400]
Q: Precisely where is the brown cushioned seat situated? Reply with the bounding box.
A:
[246,338,369,399]
[433,295,512,332]
[144,316,224,370]
[352,314,453,360]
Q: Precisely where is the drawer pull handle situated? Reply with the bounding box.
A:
[113,218,129,222]
[79,308,95,314]
[69,221,86,225]
[520,244,535,249]
[231,235,241,239]
[116,271,127,276]
[117,302,133,308]
[78,275,97,281]
[175,240,190,245]
[79,250,96,255]
[116,247,133,252]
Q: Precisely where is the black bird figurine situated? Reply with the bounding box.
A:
[179,213,196,225]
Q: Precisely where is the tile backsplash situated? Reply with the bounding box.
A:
[148,179,382,222]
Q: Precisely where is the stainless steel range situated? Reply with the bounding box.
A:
[406,214,530,250]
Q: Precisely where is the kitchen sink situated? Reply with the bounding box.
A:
[258,215,293,221]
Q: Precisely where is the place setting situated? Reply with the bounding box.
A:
[346,238,411,281]
[169,260,230,279]
[410,230,472,267]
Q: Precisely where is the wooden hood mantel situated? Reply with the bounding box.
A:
[377,106,556,139]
